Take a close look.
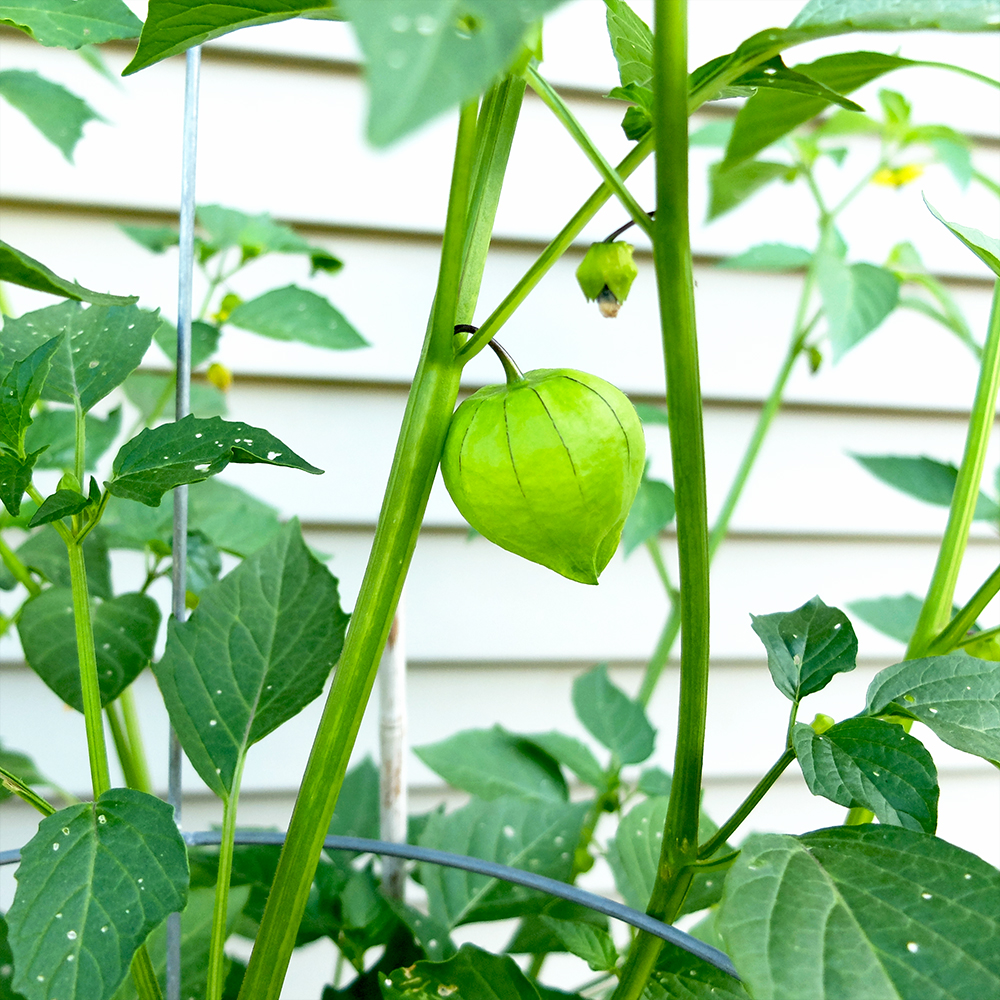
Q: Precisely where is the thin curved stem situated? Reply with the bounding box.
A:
[928,562,1000,655]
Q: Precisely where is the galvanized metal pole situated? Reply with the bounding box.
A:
[378,592,407,900]
[167,42,201,1000]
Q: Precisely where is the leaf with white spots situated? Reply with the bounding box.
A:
[717,825,1000,1000]
[106,414,322,507]
[793,718,939,833]
[417,795,588,928]
[751,595,858,701]
[865,653,1000,764]
[381,943,541,999]
[6,788,188,1000]
[17,588,160,711]
[153,521,349,798]
[0,301,159,413]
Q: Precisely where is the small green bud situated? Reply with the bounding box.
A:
[576,242,638,318]
[442,368,645,585]
[810,713,835,735]
[57,472,81,494]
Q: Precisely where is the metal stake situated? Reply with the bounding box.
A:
[379,592,408,900]
[167,42,201,1000]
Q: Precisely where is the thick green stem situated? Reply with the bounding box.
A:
[907,282,1000,658]
[614,1,709,995]
[697,748,796,860]
[458,74,526,324]
[525,66,654,240]
[67,539,111,798]
[238,103,479,1000]
[930,562,1000,654]
[130,943,164,1000]
[207,761,245,1000]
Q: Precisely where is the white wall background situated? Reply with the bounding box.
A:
[1,2,998,995]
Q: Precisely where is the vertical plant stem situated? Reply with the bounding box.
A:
[907,282,1000,658]
[130,945,164,1000]
[73,400,86,488]
[238,103,480,1000]
[67,539,111,798]
[207,761,245,1000]
[119,686,153,792]
[615,1,710,995]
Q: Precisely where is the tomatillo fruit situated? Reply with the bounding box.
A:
[442,365,645,584]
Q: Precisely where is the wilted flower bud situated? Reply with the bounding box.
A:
[206,362,233,392]
[576,241,638,318]
[441,367,645,584]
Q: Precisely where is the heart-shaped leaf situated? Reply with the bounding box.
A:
[793,718,938,832]
[572,663,655,764]
[17,589,160,710]
[751,595,858,701]
[154,521,348,797]
[228,285,366,350]
[107,414,321,507]
[7,789,188,1000]
[718,825,1000,1000]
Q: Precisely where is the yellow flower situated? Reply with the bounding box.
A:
[872,164,924,188]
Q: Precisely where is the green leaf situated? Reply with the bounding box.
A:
[865,653,1000,763]
[381,943,541,999]
[718,825,1000,1000]
[340,0,568,147]
[0,69,102,161]
[719,242,813,271]
[122,370,227,422]
[751,595,858,701]
[607,797,730,919]
[0,0,142,48]
[793,718,939,832]
[637,765,671,797]
[102,479,283,557]
[3,527,112,599]
[124,0,340,75]
[0,240,138,305]
[689,119,734,148]
[572,663,655,764]
[929,137,973,189]
[227,285,366,350]
[924,197,1000,278]
[731,55,865,111]
[538,917,617,972]
[414,725,568,801]
[722,52,915,170]
[328,756,381,841]
[0,915,27,1000]
[520,730,606,788]
[852,454,1000,521]
[6,789,188,1000]
[604,0,652,90]
[26,406,122,471]
[418,796,588,927]
[107,413,322,507]
[119,224,180,254]
[17,588,160,710]
[707,160,790,221]
[154,319,222,369]
[27,487,91,527]
[110,885,251,1000]
[633,402,669,425]
[815,254,900,360]
[153,521,349,796]
[790,0,1000,32]
[848,594,925,644]
[622,471,675,556]
[0,449,42,517]
[1,301,159,413]
[185,531,222,594]
[650,947,751,1000]
[0,336,60,453]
